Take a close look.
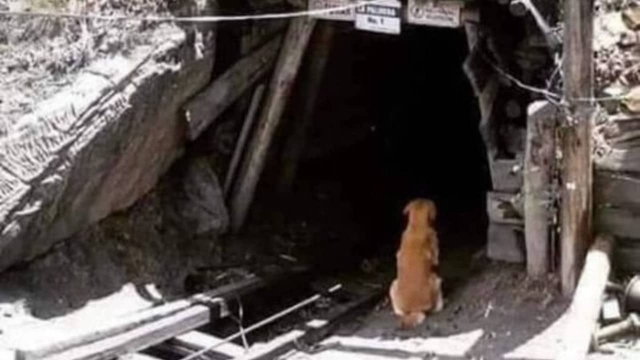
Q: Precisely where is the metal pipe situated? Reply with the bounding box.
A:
[593,313,640,349]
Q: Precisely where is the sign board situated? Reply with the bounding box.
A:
[309,0,356,21]
[407,0,462,28]
[355,0,402,35]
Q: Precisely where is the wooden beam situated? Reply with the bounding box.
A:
[42,306,210,360]
[278,21,335,193]
[524,101,557,276]
[556,234,614,360]
[120,354,163,360]
[13,276,265,360]
[223,84,266,197]
[560,0,595,296]
[183,35,283,141]
[595,206,640,240]
[595,170,640,209]
[171,331,245,358]
[230,17,317,232]
[614,241,640,272]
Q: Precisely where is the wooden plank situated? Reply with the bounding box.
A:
[614,242,640,272]
[557,234,614,360]
[234,330,305,360]
[223,84,266,197]
[169,331,245,358]
[230,17,317,231]
[595,170,640,209]
[184,35,283,140]
[119,354,163,360]
[595,206,640,240]
[524,101,557,276]
[595,114,640,173]
[42,306,209,360]
[278,21,335,193]
[560,0,595,296]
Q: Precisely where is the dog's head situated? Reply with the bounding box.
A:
[403,199,437,226]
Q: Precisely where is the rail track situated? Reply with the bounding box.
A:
[3,265,386,360]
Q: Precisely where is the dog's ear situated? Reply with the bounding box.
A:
[428,202,437,222]
[403,202,412,216]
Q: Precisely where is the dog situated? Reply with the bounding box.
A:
[389,198,443,328]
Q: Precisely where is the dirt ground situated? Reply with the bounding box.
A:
[273,259,570,360]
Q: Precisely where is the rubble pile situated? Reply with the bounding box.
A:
[594,0,640,111]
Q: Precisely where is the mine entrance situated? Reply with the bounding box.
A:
[240,24,491,286]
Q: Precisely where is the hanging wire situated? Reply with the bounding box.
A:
[0,1,381,23]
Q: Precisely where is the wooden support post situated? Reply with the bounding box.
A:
[524,101,557,276]
[223,84,266,197]
[560,0,595,296]
[230,17,317,232]
[278,21,335,193]
[183,35,283,141]
[556,234,614,360]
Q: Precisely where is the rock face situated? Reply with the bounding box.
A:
[163,157,229,236]
[0,23,217,271]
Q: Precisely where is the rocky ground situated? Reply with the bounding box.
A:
[0,155,228,339]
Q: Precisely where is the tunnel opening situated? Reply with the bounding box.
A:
[236,23,492,286]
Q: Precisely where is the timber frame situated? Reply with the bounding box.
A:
[183,0,625,326]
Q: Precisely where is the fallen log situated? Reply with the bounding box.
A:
[556,234,614,360]
[230,17,317,231]
[184,35,283,141]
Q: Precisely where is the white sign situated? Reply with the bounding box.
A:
[407,0,462,28]
[309,0,356,21]
[355,0,401,35]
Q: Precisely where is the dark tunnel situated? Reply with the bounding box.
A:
[249,22,492,277]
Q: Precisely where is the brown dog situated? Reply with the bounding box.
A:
[389,198,443,328]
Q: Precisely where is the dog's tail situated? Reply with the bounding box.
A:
[400,312,426,328]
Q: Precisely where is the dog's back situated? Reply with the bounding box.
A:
[390,199,442,328]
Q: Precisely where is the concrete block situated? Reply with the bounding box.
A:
[487,222,525,263]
